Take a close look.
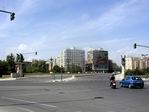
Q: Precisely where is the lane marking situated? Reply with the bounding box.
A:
[16,107,35,112]
[1,96,56,108]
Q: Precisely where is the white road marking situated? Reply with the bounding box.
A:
[16,107,35,112]
[1,96,56,108]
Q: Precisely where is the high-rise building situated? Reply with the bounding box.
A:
[87,49,109,72]
[57,47,85,72]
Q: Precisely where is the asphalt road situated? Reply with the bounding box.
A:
[0,74,149,112]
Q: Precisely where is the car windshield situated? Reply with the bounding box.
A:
[132,77,142,80]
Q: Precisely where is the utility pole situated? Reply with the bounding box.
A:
[0,9,15,21]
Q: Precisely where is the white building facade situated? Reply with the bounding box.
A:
[125,56,149,70]
[56,47,85,72]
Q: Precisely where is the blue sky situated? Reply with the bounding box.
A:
[0,0,149,65]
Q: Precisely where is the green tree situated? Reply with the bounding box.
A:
[125,69,144,75]
[60,66,65,73]
[52,65,61,73]
[0,60,9,77]
[112,62,121,72]
[70,64,82,73]
[31,60,39,72]
[31,60,49,73]
[86,64,92,72]
[38,60,48,72]
[6,53,15,73]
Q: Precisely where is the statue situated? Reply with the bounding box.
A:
[121,55,126,79]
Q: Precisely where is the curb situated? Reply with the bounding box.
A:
[0,78,16,81]
[49,75,76,82]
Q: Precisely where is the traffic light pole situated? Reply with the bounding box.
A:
[0,9,15,21]
[134,43,149,49]
[0,10,11,14]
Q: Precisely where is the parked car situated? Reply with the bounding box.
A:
[120,75,144,89]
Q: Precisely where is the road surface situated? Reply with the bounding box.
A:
[0,74,149,112]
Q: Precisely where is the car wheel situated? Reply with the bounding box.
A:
[140,85,144,89]
[128,84,132,89]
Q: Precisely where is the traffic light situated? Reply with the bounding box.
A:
[35,52,37,55]
[134,43,137,49]
[10,12,15,21]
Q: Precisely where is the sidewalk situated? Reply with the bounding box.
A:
[0,78,16,81]
[50,75,76,82]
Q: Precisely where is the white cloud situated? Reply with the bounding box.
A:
[18,44,28,51]
[58,0,148,41]
[6,37,47,54]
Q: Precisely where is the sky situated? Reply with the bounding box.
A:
[0,0,149,65]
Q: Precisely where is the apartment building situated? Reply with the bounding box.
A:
[87,49,109,72]
[125,56,149,70]
[55,47,85,72]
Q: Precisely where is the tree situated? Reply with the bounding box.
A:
[60,66,65,73]
[112,63,121,72]
[52,65,61,73]
[31,60,39,72]
[30,60,49,73]
[86,64,92,72]
[6,53,15,73]
[0,60,9,77]
[38,60,48,73]
[125,69,144,75]
[70,64,82,73]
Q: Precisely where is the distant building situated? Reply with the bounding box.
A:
[55,47,85,72]
[108,59,113,73]
[87,49,109,72]
[125,56,149,70]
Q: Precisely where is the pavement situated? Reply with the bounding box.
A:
[0,74,149,112]
[0,78,16,81]
[1,73,149,81]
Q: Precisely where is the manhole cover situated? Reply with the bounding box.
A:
[44,89,50,91]
[94,97,104,99]
[59,92,64,94]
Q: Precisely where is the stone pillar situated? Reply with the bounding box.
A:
[121,66,125,79]
[121,55,126,79]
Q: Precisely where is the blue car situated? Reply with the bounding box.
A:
[120,76,144,89]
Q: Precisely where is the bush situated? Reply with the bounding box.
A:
[125,69,145,75]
